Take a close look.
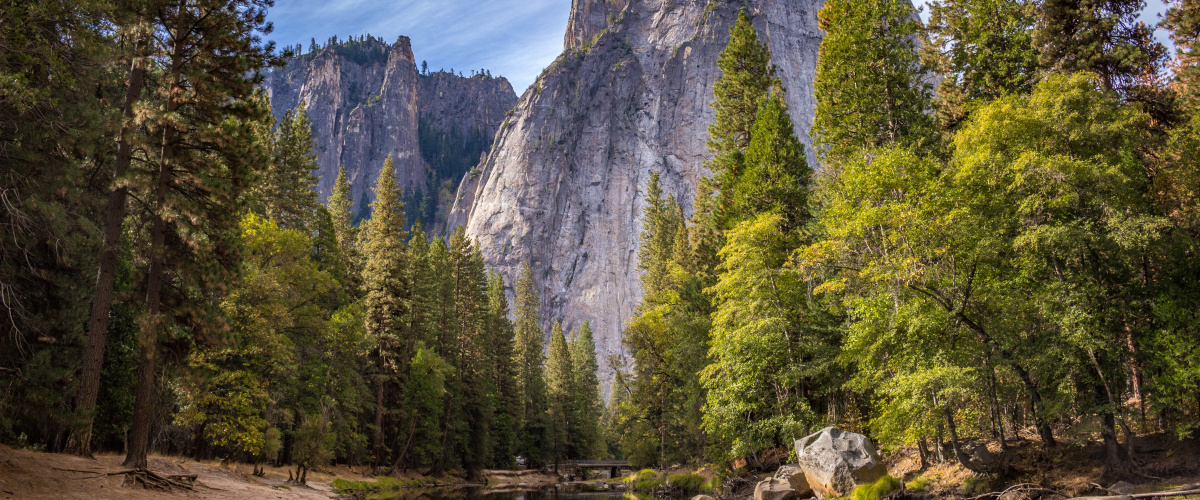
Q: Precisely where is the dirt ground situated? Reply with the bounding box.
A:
[0,445,349,499]
[884,432,1200,498]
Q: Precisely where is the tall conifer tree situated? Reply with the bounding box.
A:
[513,263,548,465]
[360,156,410,464]
[124,0,276,469]
[545,321,573,466]
[812,0,933,157]
[569,321,603,459]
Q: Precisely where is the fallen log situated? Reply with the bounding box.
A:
[1070,484,1200,500]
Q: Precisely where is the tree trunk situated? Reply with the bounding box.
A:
[917,436,931,469]
[66,35,148,457]
[125,22,185,469]
[373,350,385,465]
[935,423,945,463]
[945,406,989,473]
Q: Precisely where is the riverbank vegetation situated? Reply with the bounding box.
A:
[610,0,1200,475]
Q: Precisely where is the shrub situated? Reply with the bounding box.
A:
[852,475,902,500]
[667,473,708,492]
[624,469,662,491]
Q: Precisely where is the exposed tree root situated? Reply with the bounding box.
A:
[119,468,197,491]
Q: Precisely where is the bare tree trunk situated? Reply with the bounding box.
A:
[945,406,989,473]
[917,436,930,469]
[373,350,385,466]
[67,35,148,457]
[125,20,185,469]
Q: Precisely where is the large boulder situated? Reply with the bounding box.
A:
[774,465,813,496]
[794,427,888,498]
[755,478,799,500]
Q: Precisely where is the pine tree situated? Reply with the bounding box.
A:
[2,0,109,455]
[1165,0,1200,107]
[1034,0,1166,93]
[448,228,494,473]
[924,0,1040,127]
[327,165,361,294]
[513,262,548,465]
[360,156,411,464]
[812,0,934,158]
[488,271,521,467]
[545,321,574,466]
[708,10,776,215]
[124,0,276,469]
[259,104,320,231]
[569,321,603,459]
[731,91,812,231]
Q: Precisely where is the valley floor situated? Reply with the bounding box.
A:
[0,445,346,499]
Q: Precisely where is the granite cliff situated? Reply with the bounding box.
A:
[447,0,824,391]
[263,36,517,219]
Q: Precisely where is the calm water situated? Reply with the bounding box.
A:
[379,485,653,500]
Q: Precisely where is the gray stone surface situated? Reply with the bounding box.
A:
[262,37,516,210]
[775,465,812,495]
[794,427,887,498]
[755,478,799,500]
[447,0,825,392]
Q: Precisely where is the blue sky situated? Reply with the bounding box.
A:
[267,0,571,93]
[266,0,1175,95]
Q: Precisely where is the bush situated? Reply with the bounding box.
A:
[667,473,708,492]
[905,476,930,493]
[852,475,902,500]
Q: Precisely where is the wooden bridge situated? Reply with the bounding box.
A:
[560,459,632,478]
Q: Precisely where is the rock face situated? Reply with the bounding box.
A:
[447,0,824,390]
[263,37,517,214]
[794,427,888,498]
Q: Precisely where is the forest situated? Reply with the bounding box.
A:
[2,0,1200,487]
[612,0,1200,473]
[0,0,604,478]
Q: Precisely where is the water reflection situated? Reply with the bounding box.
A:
[377,485,645,500]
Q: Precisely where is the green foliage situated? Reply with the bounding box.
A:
[852,475,902,500]
[812,0,934,157]
[407,344,449,465]
[732,91,811,230]
[625,469,663,491]
[254,104,321,232]
[924,0,1040,127]
[545,321,574,464]
[1034,0,1166,94]
[514,262,549,465]
[569,321,605,459]
[701,213,836,460]
[667,473,708,492]
[707,11,777,224]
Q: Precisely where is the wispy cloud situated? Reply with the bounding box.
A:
[266,0,572,93]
